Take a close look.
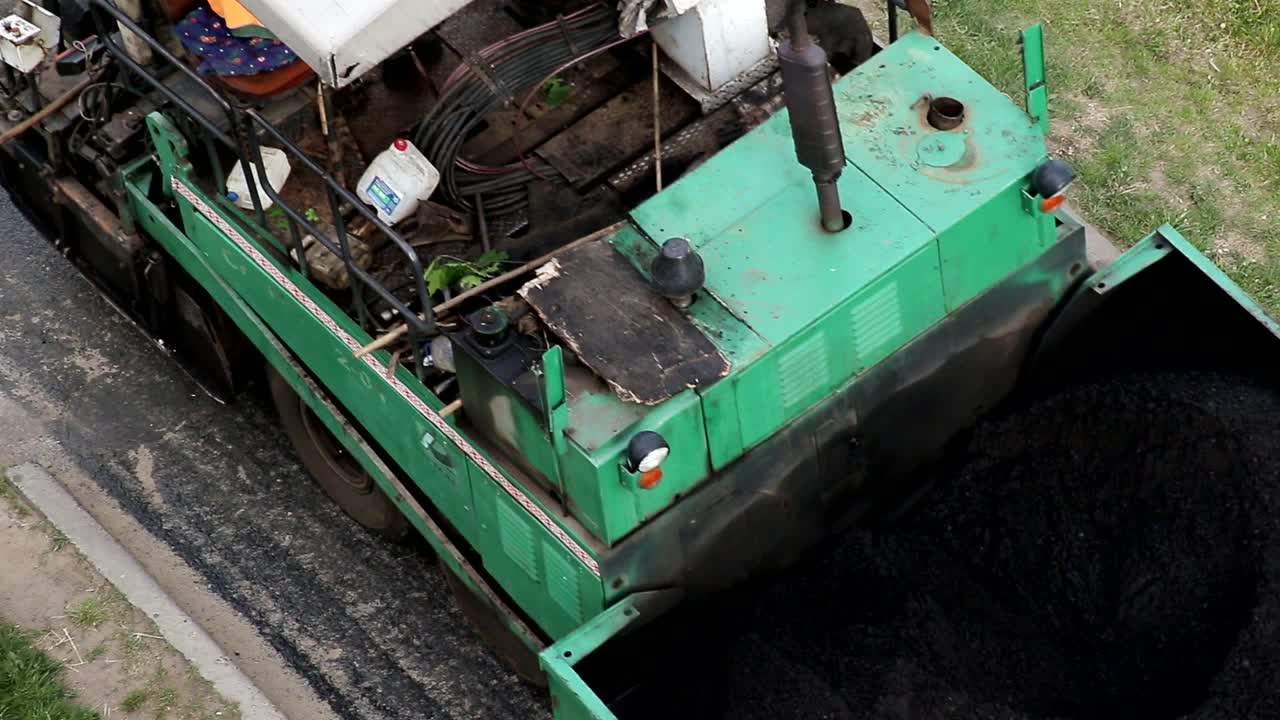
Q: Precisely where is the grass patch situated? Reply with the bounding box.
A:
[0,624,97,720]
[66,597,108,629]
[48,524,71,552]
[155,686,178,717]
[120,688,150,712]
[0,471,30,517]
[909,0,1280,314]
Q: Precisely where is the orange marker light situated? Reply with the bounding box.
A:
[1040,194,1067,213]
[639,468,664,489]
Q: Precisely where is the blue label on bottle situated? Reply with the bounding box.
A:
[367,177,401,216]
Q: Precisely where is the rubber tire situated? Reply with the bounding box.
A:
[266,365,410,541]
[439,556,548,687]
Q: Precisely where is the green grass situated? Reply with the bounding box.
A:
[120,688,150,712]
[0,472,30,517]
[66,597,108,629]
[0,624,98,720]
[155,687,178,717]
[48,525,71,552]
[917,0,1280,314]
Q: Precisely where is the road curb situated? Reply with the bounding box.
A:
[8,462,289,720]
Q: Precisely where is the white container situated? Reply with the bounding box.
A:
[0,3,61,74]
[226,147,292,211]
[356,139,440,226]
[0,15,43,73]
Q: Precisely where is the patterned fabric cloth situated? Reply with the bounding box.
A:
[176,6,297,77]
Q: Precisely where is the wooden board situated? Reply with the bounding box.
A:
[519,240,730,406]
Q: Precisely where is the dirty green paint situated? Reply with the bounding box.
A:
[542,597,646,720]
[694,174,933,346]
[729,244,946,449]
[1088,225,1280,335]
[122,156,549,658]
[560,389,711,545]
[608,225,769,368]
[138,115,603,640]
[1022,24,1049,135]
[936,181,1056,309]
[837,33,1047,234]
[1087,231,1174,290]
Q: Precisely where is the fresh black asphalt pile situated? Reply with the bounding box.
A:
[704,371,1280,720]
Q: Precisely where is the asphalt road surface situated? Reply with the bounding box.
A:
[0,191,546,719]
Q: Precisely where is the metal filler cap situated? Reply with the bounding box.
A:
[650,237,705,308]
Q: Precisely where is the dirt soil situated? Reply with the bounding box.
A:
[0,488,238,719]
[678,370,1280,720]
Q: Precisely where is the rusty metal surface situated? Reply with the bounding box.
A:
[460,54,640,166]
[519,239,729,405]
[536,74,699,190]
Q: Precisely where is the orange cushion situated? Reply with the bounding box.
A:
[208,0,263,29]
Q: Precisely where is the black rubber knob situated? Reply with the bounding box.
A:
[651,238,705,303]
[1031,159,1076,198]
[471,306,510,348]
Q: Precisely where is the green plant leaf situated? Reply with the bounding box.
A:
[545,78,573,109]
[424,251,509,297]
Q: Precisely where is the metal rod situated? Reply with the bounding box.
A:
[474,193,491,252]
[355,221,627,358]
[0,76,92,146]
[232,114,268,229]
[28,72,41,113]
[787,0,811,49]
[241,110,432,334]
[888,0,899,42]
[90,0,234,144]
[652,41,663,192]
[816,181,845,232]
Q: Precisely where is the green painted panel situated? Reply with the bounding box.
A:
[176,206,486,543]
[564,390,712,545]
[937,183,1055,310]
[146,142,602,637]
[628,121,809,251]
[837,32,1047,234]
[470,466,603,637]
[124,165,560,657]
[564,390,647,454]
[695,172,934,346]
[558,438,625,540]
[701,378,743,470]
[731,244,945,448]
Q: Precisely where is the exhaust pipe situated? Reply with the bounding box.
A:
[779,0,848,233]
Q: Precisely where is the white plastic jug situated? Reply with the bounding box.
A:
[226,147,291,211]
[356,139,440,226]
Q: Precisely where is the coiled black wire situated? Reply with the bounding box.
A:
[413,3,620,217]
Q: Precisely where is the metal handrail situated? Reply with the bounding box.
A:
[88,0,437,372]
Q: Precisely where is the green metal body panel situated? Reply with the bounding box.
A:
[614,31,1057,486]
[1022,25,1050,135]
[540,595,648,720]
[133,115,605,640]
[122,155,549,657]
[1150,226,1280,336]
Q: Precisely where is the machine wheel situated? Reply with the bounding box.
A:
[267,365,410,540]
[438,556,548,687]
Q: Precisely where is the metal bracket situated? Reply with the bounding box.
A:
[1021,24,1049,135]
[144,112,190,198]
[541,345,569,456]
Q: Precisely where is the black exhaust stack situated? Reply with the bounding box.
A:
[779,0,848,233]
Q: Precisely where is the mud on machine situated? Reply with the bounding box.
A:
[0,0,1276,716]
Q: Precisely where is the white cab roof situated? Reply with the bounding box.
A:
[239,0,476,87]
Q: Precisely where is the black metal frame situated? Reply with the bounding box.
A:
[89,0,436,376]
